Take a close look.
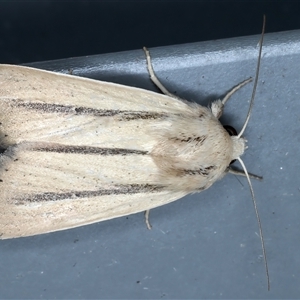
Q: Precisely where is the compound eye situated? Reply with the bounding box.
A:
[223,125,237,137]
[223,125,237,165]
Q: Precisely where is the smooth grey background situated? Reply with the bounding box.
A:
[1,2,300,299]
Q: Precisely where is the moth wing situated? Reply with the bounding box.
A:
[0,64,189,149]
[0,144,187,239]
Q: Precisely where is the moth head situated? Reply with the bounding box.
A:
[223,124,246,163]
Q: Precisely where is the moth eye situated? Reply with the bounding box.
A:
[223,125,237,137]
[223,125,237,165]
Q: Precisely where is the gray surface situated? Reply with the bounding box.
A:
[1,30,300,298]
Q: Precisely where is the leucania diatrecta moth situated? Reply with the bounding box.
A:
[0,18,269,288]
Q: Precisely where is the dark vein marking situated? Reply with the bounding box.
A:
[15,184,166,203]
[183,165,216,176]
[31,144,148,156]
[13,102,167,121]
[170,135,207,145]
[196,186,206,191]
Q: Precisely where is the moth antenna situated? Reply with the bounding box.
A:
[237,157,270,290]
[236,16,270,290]
[222,77,252,106]
[238,15,266,139]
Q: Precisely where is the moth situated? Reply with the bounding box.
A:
[0,18,269,287]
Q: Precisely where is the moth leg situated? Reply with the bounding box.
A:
[227,167,263,180]
[211,77,253,119]
[143,47,182,100]
[144,210,152,230]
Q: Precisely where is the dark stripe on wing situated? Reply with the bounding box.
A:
[14,101,166,121]
[15,184,166,203]
[31,144,148,155]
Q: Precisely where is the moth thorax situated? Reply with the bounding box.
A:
[231,136,246,160]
